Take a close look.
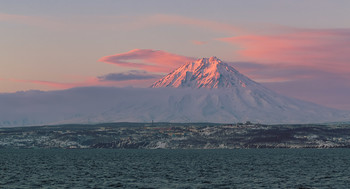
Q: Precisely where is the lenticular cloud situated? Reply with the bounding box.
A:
[98,49,195,73]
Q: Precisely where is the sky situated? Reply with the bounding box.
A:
[1,0,350,110]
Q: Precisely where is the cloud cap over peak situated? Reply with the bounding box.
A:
[98,49,195,73]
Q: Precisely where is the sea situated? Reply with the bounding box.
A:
[0,149,349,188]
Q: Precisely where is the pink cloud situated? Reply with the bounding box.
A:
[25,80,79,89]
[10,78,100,89]
[7,49,194,90]
[218,29,350,74]
[98,49,195,73]
[10,71,161,90]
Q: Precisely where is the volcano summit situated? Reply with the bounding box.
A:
[0,57,348,127]
[152,56,252,89]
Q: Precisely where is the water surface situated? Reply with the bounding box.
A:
[1,149,349,188]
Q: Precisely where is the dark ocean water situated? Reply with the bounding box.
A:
[0,149,349,188]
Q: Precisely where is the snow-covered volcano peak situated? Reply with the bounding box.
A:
[151,57,257,89]
[198,56,221,65]
[2,60,348,126]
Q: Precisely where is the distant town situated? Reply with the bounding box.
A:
[0,122,350,149]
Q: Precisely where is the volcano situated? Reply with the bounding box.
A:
[151,56,253,89]
[0,57,348,127]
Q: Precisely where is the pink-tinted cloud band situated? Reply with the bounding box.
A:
[10,78,100,89]
[218,28,350,74]
[99,49,195,73]
[9,70,161,90]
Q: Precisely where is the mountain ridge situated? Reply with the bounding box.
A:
[151,56,254,89]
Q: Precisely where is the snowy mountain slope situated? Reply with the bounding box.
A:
[151,56,255,89]
[1,57,349,127]
[0,87,348,127]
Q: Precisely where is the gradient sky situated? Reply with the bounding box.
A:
[1,0,350,110]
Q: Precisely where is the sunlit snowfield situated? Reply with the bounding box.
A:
[1,149,349,188]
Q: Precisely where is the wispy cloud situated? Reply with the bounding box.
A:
[99,49,195,73]
[98,70,160,81]
[9,70,162,90]
[10,78,100,89]
[218,28,350,74]
[8,48,194,90]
